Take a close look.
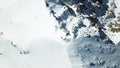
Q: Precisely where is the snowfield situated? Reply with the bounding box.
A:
[0,37,71,68]
[0,0,71,68]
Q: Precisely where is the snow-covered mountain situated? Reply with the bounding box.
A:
[0,0,120,68]
[45,0,120,68]
[67,37,120,68]
[45,0,120,45]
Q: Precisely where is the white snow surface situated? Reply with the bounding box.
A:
[0,37,71,68]
[0,0,71,68]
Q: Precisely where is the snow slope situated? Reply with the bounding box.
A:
[0,0,59,48]
[67,37,120,68]
[45,0,120,44]
[45,0,120,68]
[0,0,71,68]
[0,36,71,68]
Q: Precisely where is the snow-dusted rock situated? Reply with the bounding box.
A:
[45,0,120,44]
[45,0,120,68]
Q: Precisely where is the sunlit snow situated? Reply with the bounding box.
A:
[0,0,71,68]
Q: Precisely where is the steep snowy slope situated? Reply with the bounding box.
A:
[67,37,120,68]
[45,0,120,68]
[45,0,120,44]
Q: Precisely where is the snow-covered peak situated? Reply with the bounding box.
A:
[45,0,120,45]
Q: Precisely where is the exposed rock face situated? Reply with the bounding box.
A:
[45,0,120,44]
[45,0,120,68]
